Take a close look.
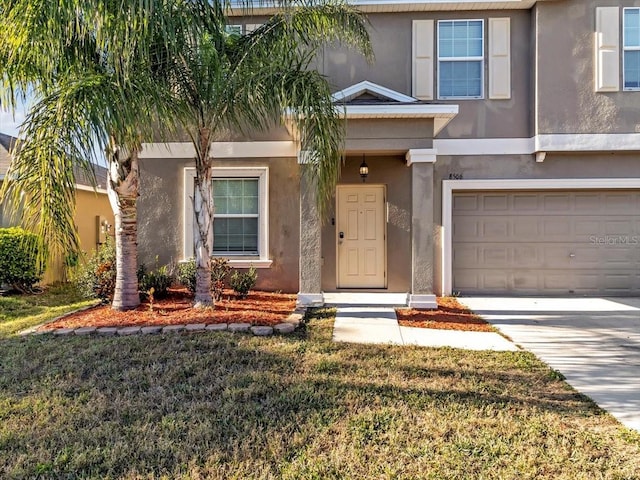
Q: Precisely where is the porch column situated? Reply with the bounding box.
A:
[407,149,438,309]
[297,152,324,307]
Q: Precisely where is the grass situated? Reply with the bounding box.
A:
[0,284,95,338]
[0,307,639,478]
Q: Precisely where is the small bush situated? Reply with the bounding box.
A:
[75,239,116,303]
[176,258,197,293]
[211,258,231,301]
[138,260,173,300]
[0,227,45,292]
[176,257,230,299]
[230,266,257,299]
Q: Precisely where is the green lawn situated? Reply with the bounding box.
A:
[0,284,95,338]
[0,306,638,479]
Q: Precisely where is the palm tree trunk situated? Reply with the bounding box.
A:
[193,127,214,307]
[108,145,141,311]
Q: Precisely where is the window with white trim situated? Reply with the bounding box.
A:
[225,24,261,35]
[212,178,259,254]
[225,25,243,35]
[624,8,640,90]
[183,167,271,267]
[437,19,484,99]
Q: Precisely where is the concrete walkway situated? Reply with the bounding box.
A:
[328,293,517,352]
[462,297,640,432]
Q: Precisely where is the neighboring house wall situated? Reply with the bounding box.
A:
[75,189,115,256]
[0,133,113,283]
[40,189,114,284]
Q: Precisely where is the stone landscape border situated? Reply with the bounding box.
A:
[19,307,306,338]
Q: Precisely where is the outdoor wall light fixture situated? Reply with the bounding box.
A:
[359,155,369,183]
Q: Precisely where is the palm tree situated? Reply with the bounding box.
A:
[168,0,372,306]
[0,0,197,310]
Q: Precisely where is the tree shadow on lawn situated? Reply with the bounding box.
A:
[0,324,631,479]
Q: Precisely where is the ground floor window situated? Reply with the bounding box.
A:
[183,167,270,265]
[212,178,259,255]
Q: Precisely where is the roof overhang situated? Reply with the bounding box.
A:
[228,0,546,15]
[338,104,459,135]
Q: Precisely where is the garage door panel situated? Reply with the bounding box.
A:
[453,218,479,240]
[543,194,571,211]
[512,272,540,290]
[482,272,509,290]
[575,219,601,235]
[543,218,571,236]
[513,194,539,210]
[482,219,509,237]
[604,193,636,211]
[575,193,602,212]
[452,190,640,295]
[513,218,541,237]
[482,194,509,211]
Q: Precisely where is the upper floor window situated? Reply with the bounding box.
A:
[624,8,640,90]
[438,20,484,99]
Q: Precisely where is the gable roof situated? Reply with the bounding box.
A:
[332,81,418,104]
[331,81,458,135]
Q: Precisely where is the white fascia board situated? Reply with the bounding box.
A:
[340,104,458,119]
[434,138,534,155]
[441,177,640,296]
[227,0,537,15]
[140,141,297,159]
[535,134,640,152]
[434,134,640,156]
[332,81,417,103]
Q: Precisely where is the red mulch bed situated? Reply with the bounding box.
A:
[41,287,296,330]
[396,297,493,332]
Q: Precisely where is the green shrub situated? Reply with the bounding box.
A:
[176,258,197,293]
[211,258,231,301]
[74,239,116,303]
[138,260,173,300]
[176,257,230,299]
[0,227,45,292]
[230,266,257,299]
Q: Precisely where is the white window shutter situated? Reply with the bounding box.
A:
[489,18,511,99]
[595,7,620,92]
[412,20,434,100]
[245,24,260,33]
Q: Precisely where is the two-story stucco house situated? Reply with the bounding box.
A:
[138,0,640,307]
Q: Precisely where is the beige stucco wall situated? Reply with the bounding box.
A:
[345,118,434,152]
[321,155,412,292]
[536,0,640,134]
[138,157,301,293]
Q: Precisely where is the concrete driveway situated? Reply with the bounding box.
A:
[462,297,640,432]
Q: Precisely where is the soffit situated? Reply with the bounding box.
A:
[228,0,548,16]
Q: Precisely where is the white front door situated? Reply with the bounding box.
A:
[336,185,386,288]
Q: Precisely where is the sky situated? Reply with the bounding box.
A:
[0,106,25,137]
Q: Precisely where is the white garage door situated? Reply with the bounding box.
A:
[452,190,640,295]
